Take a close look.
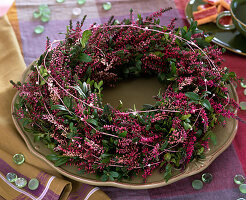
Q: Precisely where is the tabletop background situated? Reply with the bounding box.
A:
[6,0,246,199]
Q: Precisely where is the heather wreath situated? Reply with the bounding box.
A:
[11,8,239,182]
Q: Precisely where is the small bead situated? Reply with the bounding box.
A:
[202,173,213,183]
[102,2,112,11]
[56,0,65,3]
[39,4,49,11]
[41,14,50,22]
[41,8,51,15]
[240,102,246,110]
[192,180,203,190]
[239,184,246,194]
[77,0,86,5]
[33,10,41,19]
[241,81,246,88]
[72,7,82,16]
[13,154,25,165]
[28,178,39,190]
[234,175,245,184]
[6,172,17,183]
[34,25,44,34]
[15,178,27,188]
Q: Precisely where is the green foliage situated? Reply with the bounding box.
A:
[100,170,119,182]
[71,85,87,99]
[79,53,92,63]
[46,154,59,161]
[86,118,98,126]
[185,92,213,111]
[118,131,127,138]
[39,65,50,85]
[201,99,213,111]
[80,30,92,48]
[185,92,200,101]
[54,157,70,167]
[164,163,173,182]
[51,105,69,111]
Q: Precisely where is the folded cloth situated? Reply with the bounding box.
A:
[0,14,110,200]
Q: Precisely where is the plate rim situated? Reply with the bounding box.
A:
[185,0,246,56]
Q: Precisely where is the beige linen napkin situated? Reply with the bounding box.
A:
[0,14,110,200]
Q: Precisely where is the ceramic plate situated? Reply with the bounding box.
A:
[11,66,239,189]
[185,0,246,56]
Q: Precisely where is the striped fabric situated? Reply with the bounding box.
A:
[2,0,246,199]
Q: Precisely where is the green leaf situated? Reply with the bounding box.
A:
[54,157,69,167]
[175,38,181,47]
[132,137,139,143]
[51,105,68,111]
[228,71,236,78]
[158,72,166,82]
[82,82,88,94]
[210,132,217,146]
[184,31,191,40]
[86,118,98,126]
[103,104,112,115]
[185,92,200,101]
[122,67,129,74]
[136,60,142,71]
[101,174,109,182]
[46,154,59,161]
[71,85,86,99]
[152,51,164,57]
[160,141,168,151]
[40,78,46,86]
[163,163,173,182]
[110,171,119,178]
[197,147,204,155]
[164,153,171,162]
[69,122,74,130]
[164,34,169,40]
[79,53,92,63]
[142,104,154,110]
[101,157,110,163]
[34,135,41,142]
[205,35,214,43]
[67,132,75,139]
[201,99,213,111]
[202,130,213,140]
[118,131,127,137]
[117,100,123,110]
[183,122,192,130]
[181,27,186,37]
[195,38,210,48]
[80,30,92,48]
[108,175,114,181]
[100,153,112,158]
[98,80,103,88]
[170,61,177,75]
[47,143,55,149]
[115,50,124,56]
[63,96,71,108]
[180,114,191,121]
[196,129,203,137]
